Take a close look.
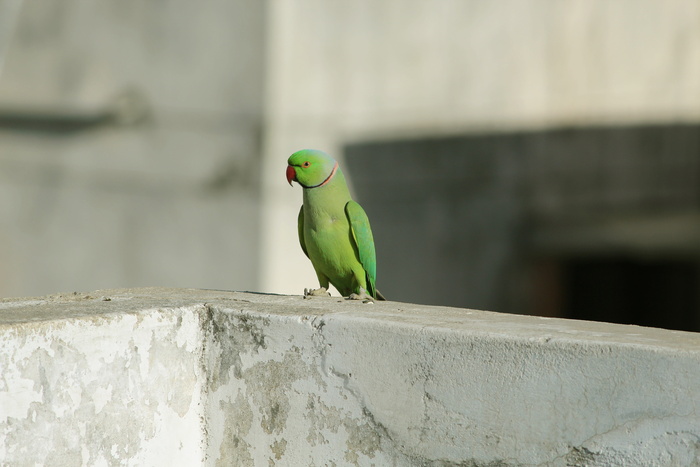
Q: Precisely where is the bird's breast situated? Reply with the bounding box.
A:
[305,213,350,252]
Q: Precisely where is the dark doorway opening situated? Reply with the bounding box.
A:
[561,258,700,332]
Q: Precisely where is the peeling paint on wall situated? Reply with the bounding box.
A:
[1,298,207,466]
[1,288,700,466]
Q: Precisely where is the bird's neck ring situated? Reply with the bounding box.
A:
[303,161,338,189]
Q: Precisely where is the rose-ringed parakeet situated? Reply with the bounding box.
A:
[286,149,385,301]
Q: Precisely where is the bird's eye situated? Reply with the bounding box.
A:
[302,161,311,168]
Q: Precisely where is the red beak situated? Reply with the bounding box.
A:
[286,165,297,186]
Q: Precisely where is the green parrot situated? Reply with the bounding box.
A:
[286,149,385,301]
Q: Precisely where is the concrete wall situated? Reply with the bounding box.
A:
[2,288,699,466]
[0,1,266,297]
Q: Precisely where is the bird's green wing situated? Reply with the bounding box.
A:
[297,205,309,258]
[345,200,378,298]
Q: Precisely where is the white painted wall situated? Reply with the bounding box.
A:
[2,288,699,465]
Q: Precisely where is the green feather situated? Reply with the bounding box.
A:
[297,205,308,258]
[345,200,377,298]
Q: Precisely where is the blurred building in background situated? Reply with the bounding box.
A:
[346,125,700,332]
[1,1,699,331]
[0,0,266,295]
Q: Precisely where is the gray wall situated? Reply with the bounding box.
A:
[0,1,266,296]
[346,124,700,317]
[346,136,524,311]
[3,287,700,465]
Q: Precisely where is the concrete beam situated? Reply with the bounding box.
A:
[1,288,699,466]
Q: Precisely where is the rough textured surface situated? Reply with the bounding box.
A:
[1,288,700,466]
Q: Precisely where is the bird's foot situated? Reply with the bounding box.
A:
[304,287,331,299]
[346,289,374,304]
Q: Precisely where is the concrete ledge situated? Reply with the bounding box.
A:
[1,288,699,466]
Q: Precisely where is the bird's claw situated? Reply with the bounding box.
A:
[346,290,374,303]
[304,287,331,299]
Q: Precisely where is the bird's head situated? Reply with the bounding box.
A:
[286,149,339,189]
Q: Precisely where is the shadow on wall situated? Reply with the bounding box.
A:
[345,124,700,332]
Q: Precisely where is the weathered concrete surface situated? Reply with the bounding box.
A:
[1,288,700,466]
